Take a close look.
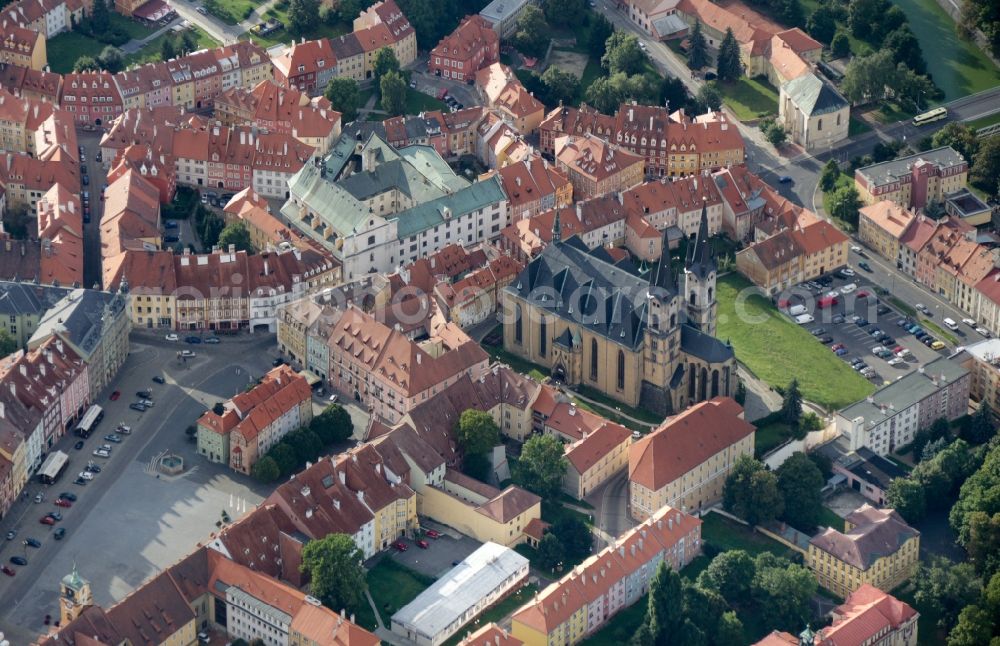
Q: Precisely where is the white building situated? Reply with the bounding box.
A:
[479,0,537,39]
[391,542,530,646]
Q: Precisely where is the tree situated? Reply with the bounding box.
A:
[543,0,587,27]
[716,28,743,81]
[161,35,177,61]
[781,379,803,428]
[894,63,937,113]
[601,32,646,76]
[777,452,825,531]
[311,404,354,445]
[300,533,367,613]
[462,452,491,481]
[716,611,745,645]
[841,48,898,105]
[779,0,804,28]
[764,120,787,147]
[269,442,298,475]
[830,31,850,59]
[552,515,592,560]
[0,202,30,239]
[536,533,565,571]
[98,46,124,73]
[828,184,861,227]
[848,0,890,40]
[217,221,255,254]
[751,555,816,631]
[582,13,614,58]
[696,549,754,601]
[516,434,568,499]
[286,428,324,464]
[180,29,198,55]
[287,0,320,38]
[212,402,226,415]
[961,0,1000,59]
[90,0,110,33]
[820,159,842,192]
[659,76,690,111]
[372,47,400,87]
[947,604,995,646]
[697,83,723,111]
[932,123,979,165]
[723,455,784,525]
[971,136,1000,197]
[325,78,361,122]
[455,409,500,457]
[966,512,1000,577]
[379,71,407,116]
[688,19,709,69]
[73,56,99,72]
[635,562,685,645]
[514,4,549,58]
[884,26,927,74]
[584,75,625,113]
[875,5,907,41]
[950,441,1000,546]
[251,456,281,483]
[915,556,984,631]
[806,3,839,43]
[541,66,580,105]
[962,405,995,445]
[886,476,927,522]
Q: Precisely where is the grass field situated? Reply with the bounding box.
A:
[356,558,435,630]
[892,0,1000,100]
[849,116,871,137]
[246,6,350,48]
[716,77,779,121]
[890,297,917,317]
[123,27,219,67]
[700,511,794,557]
[816,505,844,532]
[405,87,447,114]
[46,32,106,73]
[717,273,876,410]
[755,420,795,457]
[110,13,158,40]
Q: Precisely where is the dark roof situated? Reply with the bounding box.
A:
[681,324,734,363]
[848,447,908,490]
[510,238,663,351]
[0,281,70,317]
[685,202,715,280]
[329,32,364,58]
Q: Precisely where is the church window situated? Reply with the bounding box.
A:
[515,304,523,344]
[539,318,547,357]
[617,350,625,390]
[590,339,598,381]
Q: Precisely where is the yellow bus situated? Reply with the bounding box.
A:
[912,107,948,126]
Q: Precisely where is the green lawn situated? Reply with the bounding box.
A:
[891,0,1000,100]
[109,13,157,40]
[576,384,662,426]
[580,598,648,646]
[848,116,871,137]
[441,584,539,646]
[890,297,917,317]
[716,77,779,121]
[359,558,435,630]
[717,273,876,410]
[816,505,844,532]
[918,318,959,346]
[700,511,794,557]
[482,339,550,382]
[206,0,256,23]
[405,87,447,114]
[966,111,1000,131]
[755,420,795,458]
[246,6,350,48]
[46,32,106,73]
[874,102,918,125]
[124,27,219,67]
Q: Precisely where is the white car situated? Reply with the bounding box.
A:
[78,471,94,481]
[92,449,110,458]
[851,245,862,253]
[976,326,991,337]
[181,349,196,357]
[841,268,856,277]
[916,303,929,314]
[895,348,912,357]
[117,424,132,434]
[329,394,338,402]
[962,318,976,327]
[165,333,179,341]
[888,357,904,366]
[840,283,857,294]
[795,314,815,325]
[872,346,887,355]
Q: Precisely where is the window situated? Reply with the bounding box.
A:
[539,318,547,357]
[617,350,625,390]
[590,338,598,380]
[818,118,823,131]
[515,304,523,344]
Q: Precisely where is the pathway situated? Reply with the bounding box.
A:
[358,91,385,121]
[120,17,183,54]
[568,388,656,429]
[364,588,385,629]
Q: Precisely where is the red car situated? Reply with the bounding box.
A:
[54,498,73,508]
[831,343,846,351]
[416,540,429,549]
[1,565,14,576]
[856,291,870,299]
[109,390,121,401]
[393,541,408,552]
[39,516,56,525]
[425,530,440,539]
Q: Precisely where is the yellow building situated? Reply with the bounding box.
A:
[562,421,632,500]
[277,299,324,365]
[858,200,915,263]
[628,397,754,519]
[0,25,46,71]
[513,578,589,646]
[854,146,969,210]
[0,430,26,506]
[735,217,849,295]
[420,470,542,547]
[352,0,418,69]
[807,505,920,599]
[554,134,645,201]
[503,208,737,416]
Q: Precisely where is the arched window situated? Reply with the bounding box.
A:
[690,292,697,306]
[688,364,696,399]
[515,304,523,344]
[711,370,720,398]
[699,367,708,401]
[539,318,547,357]
[670,313,676,328]
[590,338,598,381]
[708,287,714,302]
[617,350,625,390]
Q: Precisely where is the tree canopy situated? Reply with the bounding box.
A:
[310,404,354,445]
[716,28,742,81]
[602,31,646,76]
[325,78,362,122]
[515,434,568,499]
[688,20,709,69]
[288,0,321,37]
[379,71,407,116]
[217,221,255,254]
[0,329,17,356]
[455,409,500,457]
[723,455,783,525]
[300,533,367,613]
[514,4,550,58]
[776,452,825,531]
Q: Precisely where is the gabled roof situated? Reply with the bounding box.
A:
[781,73,848,116]
[809,505,919,571]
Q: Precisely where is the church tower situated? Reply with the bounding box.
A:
[642,225,682,415]
[684,200,717,336]
[60,565,92,625]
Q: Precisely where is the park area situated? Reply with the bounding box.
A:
[46,14,159,73]
[716,273,875,410]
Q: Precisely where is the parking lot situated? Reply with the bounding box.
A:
[782,269,949,386]
[387,532,483,580]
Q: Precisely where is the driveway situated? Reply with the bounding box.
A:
[586,470,634,547]
[0,335,281,644]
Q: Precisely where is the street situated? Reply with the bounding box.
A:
[0,332,368,644]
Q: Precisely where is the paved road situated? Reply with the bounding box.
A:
[77,130,105,289]
[587,470,634,548]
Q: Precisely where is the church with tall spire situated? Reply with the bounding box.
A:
[503,201,735,416]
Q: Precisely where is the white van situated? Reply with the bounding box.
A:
[943,317,959,331]
[789,304,808,316]
[795,314,815,325]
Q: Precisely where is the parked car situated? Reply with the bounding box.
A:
[152,375,166,384]
[74,440,85,450]
[858,261,872,272]
[931,340,946,350]
[73,476,88,486]
[962,318,977,327]
[92,448,111,458]
[53,527,66,540]
[85,463,102,473]
[916,303,930,314]
[5,530,15,540]
[976,326,991,337]
[164,235,179,243]
[185,336,202,344]
[165,333,179,341]
[877,305,891,316]
[180,350,196,358]
[881,336,895,346]
[835,347,848,356]
[104,434,122,443]
[39,516,56,525]
[810,327,826,336]
[855,318,869,326]
[139,399,154,407]
[54,498,72,508]
[78,471,94,481]
[819,336,834,344]
[832,314,845,324]
[416,539,429,549]
[58,492,77,502]
[1,565,14,576]
[272,357,285,366]
[25,538,41,548]
[425,529,440,539]
[840,283,857,294]
[129,403,147,412]
[10,556,27,566]
[831,343,846,351]
[888,357,904,366]
[117,424,132,435]
[165,220,178,229]
[393,541,408,552]
[204,336,220,344]
[109,390,120,400]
